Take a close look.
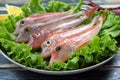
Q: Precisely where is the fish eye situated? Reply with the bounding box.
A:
[35,33,40,37]
[46,40,51,45]
[20,20,25,25]
[24,27,31,32]
[56,46,62,52]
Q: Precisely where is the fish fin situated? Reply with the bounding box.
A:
[75,14,105,51]
[99,14,105,22]
[75,41,89,51]
[85,6,98,17]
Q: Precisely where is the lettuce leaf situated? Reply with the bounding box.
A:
[21,0,72,17]
[99,10,120,38]
[0,38,47,69]
[0,21,16,41]
[21,0,46,17]
[71,0,83,13]
[46,0,72,12]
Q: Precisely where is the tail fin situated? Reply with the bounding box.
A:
[85,6,98,17]
[99,14,105,22]
[90,13,105,35]
[75,14,105,51]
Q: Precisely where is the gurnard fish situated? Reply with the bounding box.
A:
[13,10,71,35]
[15,7,98,43]
[41,14,105,65]
[27,7,98,48]
[15,9,87,43]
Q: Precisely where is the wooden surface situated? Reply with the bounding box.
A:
[0,0,120,80]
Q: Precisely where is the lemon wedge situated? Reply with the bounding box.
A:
[5,4,23,16]
[0,14,8,20]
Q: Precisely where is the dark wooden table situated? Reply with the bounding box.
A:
[0,0,120,80]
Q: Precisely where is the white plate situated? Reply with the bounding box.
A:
[0,49,114,75]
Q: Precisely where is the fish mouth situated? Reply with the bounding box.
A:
[27,37,35,47]
[28,42,41,48]
[13,30,18,35]
[41,49,51,58]
[13,28,20,35]
[40,52,51,58]
[15,34,28,43]
[13,21,21,35]
[28,36,42,48]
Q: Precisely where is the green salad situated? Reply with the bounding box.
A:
[0,0,120,71]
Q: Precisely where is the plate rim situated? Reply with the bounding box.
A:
[0,49,115,75]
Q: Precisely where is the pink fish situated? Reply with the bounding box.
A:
[15,9,87,42]
[13,10,71,35]
[27,7,98,48]
[41,14,105,65]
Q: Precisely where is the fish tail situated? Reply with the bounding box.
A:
[75,14,105,51]
[85,6,98,17]
[99,13,105,22]
[90,14,105,36]
[89,13,105,35]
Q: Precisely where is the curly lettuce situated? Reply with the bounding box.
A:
[99,11,120,38]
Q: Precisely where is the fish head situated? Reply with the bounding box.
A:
[41,35,74,64]
[28,29,48,48]
[49,39,74,65]
[41,36,57,58]
[15,22,43,43]
[15,26,33,42]
[13,18,31,35]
